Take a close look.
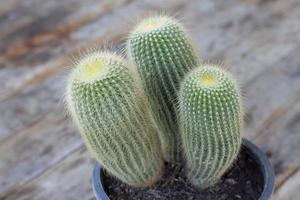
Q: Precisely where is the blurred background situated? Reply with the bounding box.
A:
[0,0,300,199]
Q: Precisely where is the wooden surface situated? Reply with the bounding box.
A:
[1,0,300,199]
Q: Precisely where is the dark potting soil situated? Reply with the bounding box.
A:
[103,147,264,200]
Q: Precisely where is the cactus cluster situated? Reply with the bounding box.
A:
[66,15,243,190]
[66,52,163,187]
[179,66,242,188]
[128,16,199,162]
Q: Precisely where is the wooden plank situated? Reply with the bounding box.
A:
[0,0,131,98]
[249,58,300,191]
[245,41,300,132]
[0,72,66,141]
[188,0,300,62]
[274,169,300,200]
[1,148,94,200]
[232,41,300,191]
[0,0,128,62]
[253,100,300,191]
[0,106,82,195]
[242,46,300,139]
[225,0,300,85]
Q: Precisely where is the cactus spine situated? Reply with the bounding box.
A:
[179,66,242,189]
[66,51,164,187]
[128,16,199,162]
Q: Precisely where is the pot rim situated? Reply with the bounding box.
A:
[242,139,275,200]
[92,139,275,200]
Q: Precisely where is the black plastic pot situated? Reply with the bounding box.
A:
[92,139,275,200]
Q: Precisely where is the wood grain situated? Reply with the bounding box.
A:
[275,169,300,200]
[2,147,94,200]
[1,0,300,199]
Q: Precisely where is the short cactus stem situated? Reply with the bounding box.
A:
[66,51,164,187]
[127,16,199,163]
[179,65,242,189]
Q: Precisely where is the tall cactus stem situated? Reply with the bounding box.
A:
[66,51,164,187]
[179,65,242,189]
[127,15,199,162]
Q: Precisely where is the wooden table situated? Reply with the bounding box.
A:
[1,0,300,199]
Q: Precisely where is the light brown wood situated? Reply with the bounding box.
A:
[275,169,300,200]
[2,147,94,200]
[1,0,300,199]
[0,110,82,196]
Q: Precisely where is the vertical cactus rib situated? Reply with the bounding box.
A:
[128,16,199,162]
[66,51,164,187]
[179,65,242,189]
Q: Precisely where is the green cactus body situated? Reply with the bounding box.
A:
[128,16,199,162]
[179,66,242,189]
[66,51,163,187]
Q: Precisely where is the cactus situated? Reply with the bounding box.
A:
[179,66,242,189]
[127,16,199,162]
[66,51,164,187]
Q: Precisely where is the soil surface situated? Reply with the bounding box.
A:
[103,147,264,200]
